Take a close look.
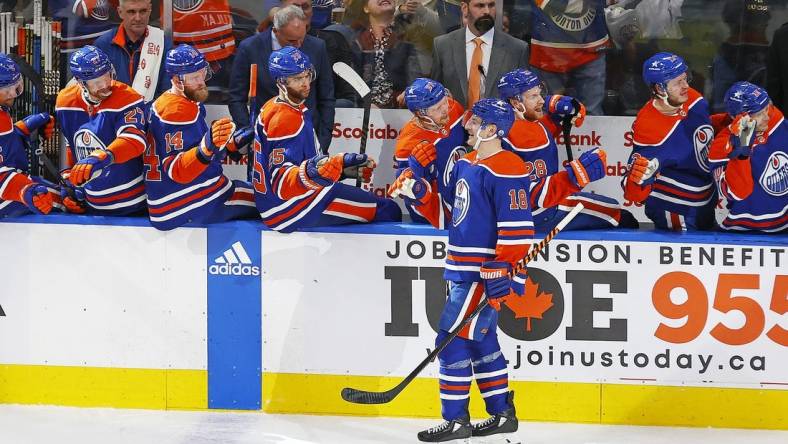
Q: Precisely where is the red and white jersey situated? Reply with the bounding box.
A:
[709,106,788,233]
[172,0,235,62]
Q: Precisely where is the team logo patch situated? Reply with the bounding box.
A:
[760,151,788,197]
[74,128,107,161]
[549,3,597,32]
[443,146,467,187]
[174,0,205,12]
[452,179,471,227]
[692,124,714,172]
[90,0,111,21]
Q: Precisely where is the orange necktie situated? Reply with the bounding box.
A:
[467,37,483,109]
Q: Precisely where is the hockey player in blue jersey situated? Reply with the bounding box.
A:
[56,45,148,215]
[0,54,61,217]
[497,68,638,230]
[252,46,401,232]
[622,52,717,231]
[389,98,607,442]
[144,44,257,230]
[394,78,466,226]
[709,82,788,233]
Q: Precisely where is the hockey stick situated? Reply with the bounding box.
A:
[341,203,585,404]
[560,98,581,162]
[332,62,371,183]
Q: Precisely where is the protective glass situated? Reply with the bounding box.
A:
[462,111,483,128]
[0,79,23,99]
[285,67,316,86]
[180,67,213,87]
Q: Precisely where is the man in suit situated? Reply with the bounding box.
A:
[429,0,528,108]
[229,5,335,153]
[767,22,788,114]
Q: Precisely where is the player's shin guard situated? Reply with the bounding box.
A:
[473,350,510,415]
[435,330,472,422]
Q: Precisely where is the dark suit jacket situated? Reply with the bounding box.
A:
[228,30,335,152]
[430,27,529,107]
[767,23,788,114]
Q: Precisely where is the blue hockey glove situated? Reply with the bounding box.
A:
[16,113,55,139]
[566,148,607,188]
[388,168,430,205]
[407,140,437,181]
[227,125,254,155]
[546,95,586,127]
[728,114,756,160]
[301,153,371,189]
[70,150,113,185]
[21,183,53,214]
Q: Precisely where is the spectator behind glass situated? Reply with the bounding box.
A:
[394,0,442,75]
[528,0,610,115]
[334,0,422,108]
[228,5,335,153]
[710,0,771,114]
[767,21,788,113]
[169,0,236,103]
[93,0,173,102]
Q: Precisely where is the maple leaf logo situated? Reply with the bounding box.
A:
[503,276,554,331]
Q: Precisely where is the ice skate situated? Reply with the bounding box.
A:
[417,413,472,442]
[472,391,518,439]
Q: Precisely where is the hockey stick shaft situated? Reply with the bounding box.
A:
[341,203,585,404]
[560,98,582,162]
[331,62,371,170]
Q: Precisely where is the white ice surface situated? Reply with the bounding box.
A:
[0,404,786,444]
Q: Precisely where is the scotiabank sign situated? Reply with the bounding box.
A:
[262,232,788,387]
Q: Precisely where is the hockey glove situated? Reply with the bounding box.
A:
[566,148,607,188]
[728,114,756,160]
[70,149,113,185]
[627,153,659,186]
[480,261,528,311]
[300,153,371,189]
[341,156,377,183]
[15,113,55,139]
[21,183,53,215]
[388,168,430,204]
[226,125,254,155]
[199,118,236,160]
[546,95,586,127]
[407,140,437,181]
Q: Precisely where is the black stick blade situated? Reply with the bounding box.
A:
[341,387,395,404]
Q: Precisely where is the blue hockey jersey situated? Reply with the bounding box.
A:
[49,0,118,55]
[253,98,332,232]
[623,88,717,230]
[709,106,788,233]
[145,92,251,230]
[0,108,63,216]
[503,115,628,229]
[56,82,147,215]
[394,97,466,227]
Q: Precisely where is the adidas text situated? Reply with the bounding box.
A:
[209,263,261,276]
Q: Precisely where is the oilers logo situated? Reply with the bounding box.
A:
[452,179,470,227]
[760,151,788,197]
[74,129,107,161]
[692,124,714,172]
[443,146,467,187]
[174,0,205,12]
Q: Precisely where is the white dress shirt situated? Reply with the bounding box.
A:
[465,26,494,81]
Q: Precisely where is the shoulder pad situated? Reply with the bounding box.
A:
[97,83,144,111]
[479,150,528,176]
[505,119,550,151]
[0,110,13,135]
[632,101,680,146]
[55,83,86,110]
[394,122,436,158]
[152,92,200,125]
[261,99,305,139]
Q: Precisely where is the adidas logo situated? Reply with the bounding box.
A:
[209,241,261,276]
